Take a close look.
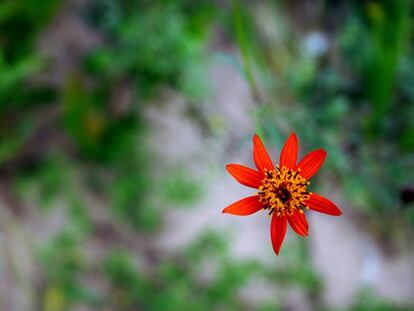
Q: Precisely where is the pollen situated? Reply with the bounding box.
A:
[258,166,310,217]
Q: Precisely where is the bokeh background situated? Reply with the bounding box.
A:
[1,0,414,310]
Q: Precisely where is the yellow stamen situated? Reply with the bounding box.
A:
[258,166,310,217]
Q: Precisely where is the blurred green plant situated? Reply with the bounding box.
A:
[39,231,98,311]
[349,289,414,311]
[101,231,283,310]
[0,0,59,166]
[82,0,216,99]
[361,0,410,135]
[160,166,203,206]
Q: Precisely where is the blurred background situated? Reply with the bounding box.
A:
[0,0,414,310]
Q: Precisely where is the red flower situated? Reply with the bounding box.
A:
[223,133,342,256]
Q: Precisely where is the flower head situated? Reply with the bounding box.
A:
[223,133,342,255]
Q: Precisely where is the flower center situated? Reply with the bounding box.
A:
[258,166,310,216]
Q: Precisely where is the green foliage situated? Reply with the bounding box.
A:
[17,156,67,208]
[102,231,281,311]
[109,161,160,231]
[39,232,84,290]
[0,0,60,61]
[39,231,97,310]
[362,0,410,133]
[100,231,322,310]
[160,167,203,206]
[102,251,146,309]
[61,75,138,162]
[349,289,414,311]
[0,0,58,166]
[83,0,216,99]
[0,112,35,165]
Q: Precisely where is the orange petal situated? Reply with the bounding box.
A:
[296,148,326,180]
[288,210,308,236]
[305,193,342,216]
[253,134,275,174]
[226,164,262,189]
[222,196,263,216]
[279,133,298,169]
[270,214,287,255]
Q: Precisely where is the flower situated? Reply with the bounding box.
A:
[222,133,342,256]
